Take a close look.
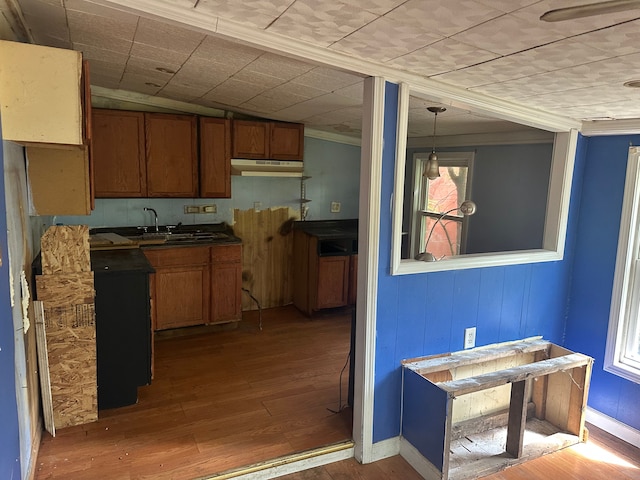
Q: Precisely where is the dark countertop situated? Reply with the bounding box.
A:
[90,223,242,248]
[91,249,155,274]
[293,219,358,239]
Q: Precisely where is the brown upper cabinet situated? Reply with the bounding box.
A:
[145,112,198,198]
[92,110,147,198]
[270,122,305,160]
[200,117,231,198]
[232,120,304,161]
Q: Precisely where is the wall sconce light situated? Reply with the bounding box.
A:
[425,106,446,180]
[415,200,477,262]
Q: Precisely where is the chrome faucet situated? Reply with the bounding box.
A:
[144,207,159,232]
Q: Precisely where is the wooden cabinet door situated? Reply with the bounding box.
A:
[92,109,146,197]
[316,256,349,309]
[145,113,198,197]
[270,122,304,160]
[211,245,242,323]
[232,120,269,159]
[200,117,231,198]
[144,247,210,330]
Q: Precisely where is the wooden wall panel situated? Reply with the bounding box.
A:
[233,207,297,310]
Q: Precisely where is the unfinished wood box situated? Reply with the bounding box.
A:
[401,338,593,480]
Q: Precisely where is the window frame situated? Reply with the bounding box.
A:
[409,151,475,259]
[391,82,578,276]
[605,146,640,384]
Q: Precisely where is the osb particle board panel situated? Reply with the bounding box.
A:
[44,303,97,429]
[233,207,297,310]
[36,272,95,308]
[41,225,90,274]
[34,301,55,436]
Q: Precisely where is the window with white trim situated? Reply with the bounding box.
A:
[409,152,474,260]
[606,146,640,383]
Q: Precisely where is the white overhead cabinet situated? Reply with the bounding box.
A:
[0,40,93,215]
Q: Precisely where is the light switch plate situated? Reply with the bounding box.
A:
[331,201,341,213]
[184,205,199,214]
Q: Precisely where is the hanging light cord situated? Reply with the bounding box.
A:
[432,110,438,154]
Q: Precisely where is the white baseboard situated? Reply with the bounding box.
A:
[370,436,400,462]
[586,407,640,447]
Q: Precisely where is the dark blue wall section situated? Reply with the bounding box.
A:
[565,134,640,430]
[0,127,22,477]
[373,83,578,443]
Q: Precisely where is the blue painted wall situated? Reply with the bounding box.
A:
[374,83,579,443]
[0,119,22,479]
[565,134,640,430]
[56,136,360,228]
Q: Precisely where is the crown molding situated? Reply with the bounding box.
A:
[407,129,555,148]
[94,0,581,133]
[581,118,640,136]
[304,128,361,146]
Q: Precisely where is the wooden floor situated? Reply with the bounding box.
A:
[279,424,640,480]
[35,306,353,480]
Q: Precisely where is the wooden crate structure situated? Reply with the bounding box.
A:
[401,338,593,480]
[35,225,97,431]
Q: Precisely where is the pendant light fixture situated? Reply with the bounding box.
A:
[425,106,446,180]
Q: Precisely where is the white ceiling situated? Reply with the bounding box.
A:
[4,0,640,140]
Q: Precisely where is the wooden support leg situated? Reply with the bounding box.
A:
[506,379,528,458]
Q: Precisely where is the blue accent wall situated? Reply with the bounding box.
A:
[565,134,640,431]
[0,120,22,479]
[374,82,578,443]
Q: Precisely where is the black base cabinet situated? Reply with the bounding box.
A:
[92,249,154,410]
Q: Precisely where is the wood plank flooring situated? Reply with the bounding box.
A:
[278,424,640,480]
[34,306,353,480]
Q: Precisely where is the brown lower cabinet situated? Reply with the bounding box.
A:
[293,229,356,316]
[144,244,242,331]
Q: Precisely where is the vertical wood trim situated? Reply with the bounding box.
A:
[566,361,592,437]
[532,349,549,419]
[353,76,385,464]
[506,380,528,457]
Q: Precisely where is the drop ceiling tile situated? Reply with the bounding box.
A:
[291,67,364,92]
[23,12,69,43]
[330,16,442,62]
[573,20,640,57]
[126,55,183,77]
[240,53,315,81]
[191,35,263,70]
[203,78,265,106]
[129,42,192,67]
[73,42,129,67]
[390,38,499,76]
[474,0,538,13]
[133,17,205,55]
[434,38,611,88]
[19,0,65,21]
[335,0,405,16]
[31,33,72,49]
[119,72,165,94]
[157,83,205,102]
[512,0,640,37]
[267,81,327,100]
[384,0,505,37]
[267,0,377,47]
[232,70,288,90]
[64,0,138,24]
[333,82,364,101]
[170,68,228,91]
[69,28,133,55]
[451,13,566,55]
[240,91,308,114]
[196,0,292,29]
[67,10,137,43]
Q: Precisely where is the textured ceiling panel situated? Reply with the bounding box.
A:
[9,0,640,138]
[267,0,377,46]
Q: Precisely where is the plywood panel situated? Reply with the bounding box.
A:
[234,207,297,310]
[40,225,90,274]
[36,273,95,308]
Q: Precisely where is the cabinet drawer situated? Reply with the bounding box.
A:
[144,246,210,267]
[211,244,242,263]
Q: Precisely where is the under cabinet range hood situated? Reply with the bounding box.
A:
[230,159,304,177]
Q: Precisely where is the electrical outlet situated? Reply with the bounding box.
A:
[464,327,476,349]
[254,201,262,212]
[184,205,199,214]
[201,204,217,213]
[331,201,341,213]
